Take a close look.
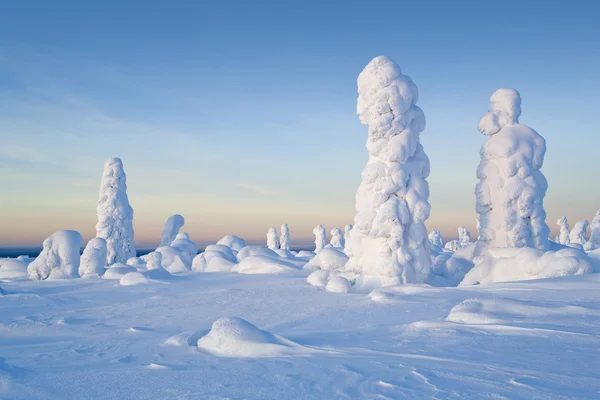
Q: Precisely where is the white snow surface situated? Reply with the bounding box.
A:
[232,255,299,275]
[345,56,431,287]
[0,258,30,280]
[2,271,600,398]
[475,89,550,252]
[28,230,83,280]
[96,158,136,265]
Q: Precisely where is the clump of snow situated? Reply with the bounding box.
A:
[556,216,570,245]
[458,226,471,247]
[170,232,198,259]
[28,230,83,280]
[280,224,290,251]
[0,258,30,280]
[96,158,136,265]
[475,89,550,252]
[103,263,137,280]
[325,275,351,293]
[306,269,330,287]
[295,250,316,259]
[313,225,326,253]
[216,235,247,253]
[119,272,149,286]
[197,317,308,358]
[266,228,279,250]
[461,247,595,286]
[329,228,344,249]
[345,56,431,287]
[585,211,600,251]
[144,251,171,279]
[430,244,476,286]
[192,245,237,272]
[303,248,348,271]
[79,238,108,277]
[233,256,298,275]
[569,220,589,246]
[160,214,185,246]
[155,245,192,273]
[428,229,444,255]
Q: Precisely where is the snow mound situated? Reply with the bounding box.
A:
[430,244,475,286]
[303,248,348,272]
[325,275,350,293]
[103,263,137,280]
[306,269,330,287]
[197,317,307,358]
[295,250,316,259]
[192,245,237,272]
[461,247,595,286]
[28,230,83,280]
[119,272,149,286]
[155,245,191,273]
[233,256,298,275]
[216,235,247,253]
[170,232,198,259]
[79,238,108,277]
[0,258,30,280]
[126,257,145,268]
[144,252,171,279]
[236,246,279,262]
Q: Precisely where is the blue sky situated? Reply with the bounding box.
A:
[1,1,599,247]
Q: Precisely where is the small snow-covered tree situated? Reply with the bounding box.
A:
[458,226,471,247]
[344,56,431,286]
[428,229,443,252]
[569,220,589,246]
[556,216,570,245]
[313,224,326,253]
[267,228,279,250]
[475,89,550,252]
[585,210,600,251]
[96,158,136,265]
[79,237,108,277]
[28,230,83,280]
[344,224,353,246]
[330,228,344,249]
[160,214,185,246]
[280,223,290,251]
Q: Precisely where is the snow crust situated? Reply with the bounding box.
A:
[79,237,107,277]
[345,56,431,287]
[28,230,83,280]
[96,158,136,265]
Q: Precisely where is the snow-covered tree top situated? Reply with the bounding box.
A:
[357,56,425,145]
[478,88,522,136]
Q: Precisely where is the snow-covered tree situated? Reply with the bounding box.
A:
[280,223,290,251]
[79,237,108,277]
[569,220,589,246]
[475,89,550,252]
[313,224,326,253]
[160,214,184,246]
[344,56,431,286]
[585,211,600,251]
[556,216,570,245]
[330,228,344,249]
[267,228,279,250]
[28,230,83,280]
[96,158,136,265]
[458,226,471,247]
[344,224,353,246]
[428,229,444,253]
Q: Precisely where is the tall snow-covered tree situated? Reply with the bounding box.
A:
[280,223,290,251]
[585,210,600,251]
[330,228,344,249]
[96,158,136,265]
[475,89,550,252]
[569,220,589,246]
[313,224,326,253]
[344,56,431,286]
[160,214,185,246]
[556,216,570,245]
[267,228,279,250]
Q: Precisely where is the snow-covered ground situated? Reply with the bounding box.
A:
[1,271,600,399]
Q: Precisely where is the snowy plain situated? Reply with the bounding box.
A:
[1,270,600,399]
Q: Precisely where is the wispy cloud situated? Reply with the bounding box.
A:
[232,182,274,196]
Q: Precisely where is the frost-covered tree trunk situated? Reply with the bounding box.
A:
[475,89,550,252]
[96,158,136,265]
[280,224,290,251]
[585,211,600,251]
[344,56,431,286]
[458,227,471,247]
[79,237,108,277]
[330,228,344,249]
[313,225,326,253]
[569,220,588,246]
[556,216,570,245]
[160,214,185,246]
[267,228,279,250]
